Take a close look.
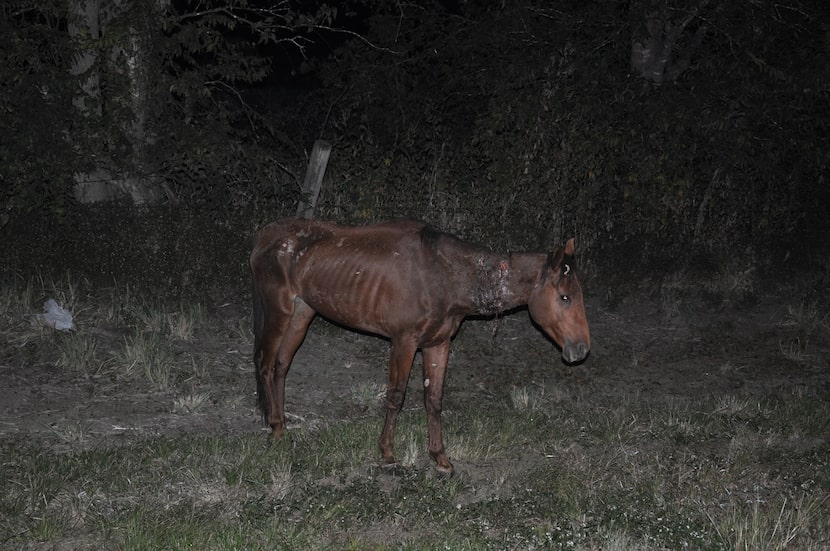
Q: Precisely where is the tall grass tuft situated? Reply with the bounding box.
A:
[781,301,827,337]
[56,332,105,376]
[510,385,546,412]
[167,303,206,341]
[707,495,824,550]
[120,332,176,389]
[173,392,211,413]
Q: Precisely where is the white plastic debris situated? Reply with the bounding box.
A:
[36,298,76,331]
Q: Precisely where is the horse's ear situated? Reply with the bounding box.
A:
[564,238,575,257]
[545,248,563,279]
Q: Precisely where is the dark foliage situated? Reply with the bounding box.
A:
[309,0,829,293]
[1,0,828,300]
[0,0,77,215]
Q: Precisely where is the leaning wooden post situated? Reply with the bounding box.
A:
[296,140,332,219]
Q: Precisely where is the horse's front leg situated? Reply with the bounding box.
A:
[379,339,418,466]
[422,341,453,474]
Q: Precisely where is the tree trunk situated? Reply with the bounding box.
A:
[69,0,167,204]
[630,0,709,84]
[68,0,101,115]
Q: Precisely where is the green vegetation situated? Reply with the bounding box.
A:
[1,276,828,549]
[2,386,827,549]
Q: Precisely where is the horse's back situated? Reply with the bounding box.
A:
[254,217,428,250]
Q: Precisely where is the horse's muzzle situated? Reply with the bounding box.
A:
[562,341,589,364]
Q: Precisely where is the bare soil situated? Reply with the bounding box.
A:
[2,293,827,465]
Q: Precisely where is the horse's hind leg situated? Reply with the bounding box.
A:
[256,292,314,438]
[379,338,418,466]
[255,291,289,436]
[271,299,315,437]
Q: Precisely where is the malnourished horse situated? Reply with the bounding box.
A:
[250,218,590,474]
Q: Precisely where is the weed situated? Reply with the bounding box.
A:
[131,302,168,334]
[120,332,176,389]
[0,274,36,321]
[781,301,827,337]
[168,303,206,340]
[185,354,212,382]
[717,259,756,298]
[45,421,91,445]
[712,394,755,418]
[229,315,252,344]
[659,284,681,322]
[510,385,530,410]
[399,433,422,468]
[509,385,547,411]
[99,284,135,325]
[350,381,385,409]
[56,332,105,376]
[267,459,294,500]
[173,392,211,413]
[707,495,823,550]
[779,336,807,363]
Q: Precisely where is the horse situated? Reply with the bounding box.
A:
[250,217,590,474]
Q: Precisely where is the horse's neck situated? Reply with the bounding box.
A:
[503,253,547,309]
[462,252,545,316]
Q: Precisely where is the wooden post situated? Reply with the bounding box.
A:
[296,140,332,219]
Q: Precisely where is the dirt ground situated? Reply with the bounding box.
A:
[2,291,828,461]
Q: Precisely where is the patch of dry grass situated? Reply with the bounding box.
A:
[781,301,828,336]
[706,494,826,551]
[119,332,176,389]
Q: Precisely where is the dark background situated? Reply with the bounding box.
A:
[2,0,828,305]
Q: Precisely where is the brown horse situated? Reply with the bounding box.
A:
[250,217,590,474]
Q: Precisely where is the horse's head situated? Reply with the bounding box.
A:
[527,238,591,364]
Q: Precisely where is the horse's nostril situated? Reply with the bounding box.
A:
[563,342,589,364]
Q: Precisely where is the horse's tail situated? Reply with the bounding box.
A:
[251,245,269,422]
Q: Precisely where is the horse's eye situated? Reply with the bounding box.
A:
[560,294,570,303]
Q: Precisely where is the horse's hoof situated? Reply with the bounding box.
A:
[269,425,285,439]
[435,462,455,477]
[430,451,454,476]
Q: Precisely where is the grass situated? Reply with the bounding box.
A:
[3,389,826,549]
[778,300,829,365]
[1,275,828,549]
[120,332,177,389]
[132,300,206,340]
[0,274,209,385]
[56,332,104,375]
[781,301,828,337]
[173,392,212,413]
